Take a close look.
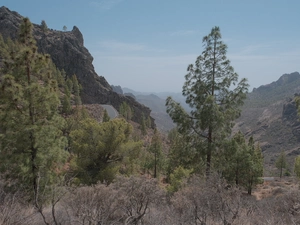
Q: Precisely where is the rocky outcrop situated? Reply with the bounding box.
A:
[0,6,154,127]
[111,85,123,95]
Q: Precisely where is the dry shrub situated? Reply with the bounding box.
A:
[63,184,119,225]
[0,188,36,225]
[245,189,300,225]
[63,175,165,225]
[112,176,165,225]
[170,173,245,225]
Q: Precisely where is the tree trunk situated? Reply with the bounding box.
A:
[206,128,212,178]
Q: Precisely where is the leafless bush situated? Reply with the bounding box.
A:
[0,188,36,225]
[112,176,166,225]
[170,174,244,225]
[63,176,165,225]
[243,189,300,225]
[63,184,119,225]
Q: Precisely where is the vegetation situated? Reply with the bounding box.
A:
[221,133,263,194]
[70,118,142,184]
[147,128,164,178]
[276,150,287,178]
[119,101,133,120]
[166,26,249,177]
[40,20,48,32]
[102,109,110,122]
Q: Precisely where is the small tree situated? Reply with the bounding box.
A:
[140,113,147,136]
[71,74,81,106]
[276,150,287,178]
[148,128,164,178]
[62,85,72,115]
[70,118,140,184]
[41,20,48,32]
[119,101,132,120]
[221,133,263,194]
[63,25,67,31]
[102,109,110,122]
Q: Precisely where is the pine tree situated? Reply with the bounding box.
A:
[140,113,147,135]
[0,18,68,207]
[276,150,287,178]
[119,101,133,120]
[102,109,110,122]
[246,139,263,194]
[40,20,48,32]
[148,128,164,178]
[166,128,203,181]
[166,26,248,177]
[70,118,140,184]
[71,74,81,106]
[221,133,263,194]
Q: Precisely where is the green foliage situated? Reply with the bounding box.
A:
[140,113,147,135]
[66,77,73,91]
[220,133,263,194]
[71,74,81,106]
[102,109,110,122]
[147,128,164,178]
[275,150,287,178]
[166,129,205,181]
[62,84,72,115]
[53,66,65,88]
[166,26,249,177]
[0,18,69,204]
[147,116,152,128]
[70,118,141,184]
[62,94,72,115]
[119,101,133,120]
[167,166,193,194]
[40,20,48,32]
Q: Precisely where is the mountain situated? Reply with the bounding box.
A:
[234,72,300,174]
[0,6,154,127]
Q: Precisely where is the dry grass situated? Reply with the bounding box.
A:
[253,177,299,200]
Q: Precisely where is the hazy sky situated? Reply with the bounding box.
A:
[2,0,300,92]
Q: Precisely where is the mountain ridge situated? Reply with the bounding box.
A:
[0,6,154,127]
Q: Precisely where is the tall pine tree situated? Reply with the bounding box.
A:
[166,26,248,177]
[0,18,68,206]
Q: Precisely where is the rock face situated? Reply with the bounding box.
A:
[0,6,154,127]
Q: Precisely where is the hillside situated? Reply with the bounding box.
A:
[234,72,300,175]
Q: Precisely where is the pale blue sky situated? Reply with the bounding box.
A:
[2,0,300,92]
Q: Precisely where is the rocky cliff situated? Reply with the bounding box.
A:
[0,6,154,127]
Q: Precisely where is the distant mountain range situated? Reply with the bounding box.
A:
[111,87,190,131]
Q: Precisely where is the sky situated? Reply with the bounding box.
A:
[2,0,300,92]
